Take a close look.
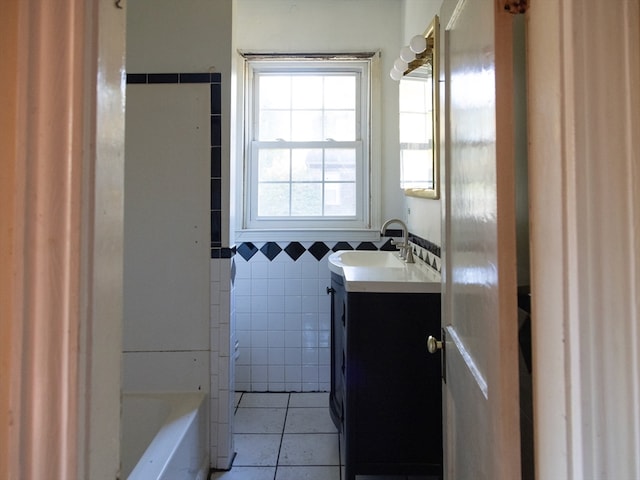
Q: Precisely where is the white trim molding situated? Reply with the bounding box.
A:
[529,0,640,478]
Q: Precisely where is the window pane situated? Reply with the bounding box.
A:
[258,183,290,216]
[324,76,356,109]
[259,75,291,109]
[324,110,356,140]
[247,60,369,229]
[291,110,323,141]
[258,149,290,181]
[324,149,356,181]
[324,182,355,216]
[292,76,323,109]
[292,149,323,181]
[259,110,291,141]
[291,183,322,216]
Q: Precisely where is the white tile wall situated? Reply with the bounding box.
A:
[230,238,441,394]
[210,257,235,469]
[233,244,334,392]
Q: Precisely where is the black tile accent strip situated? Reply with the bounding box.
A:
[237,242,258,261]
[308,242,330,261]
[211,247,234,259]
[127,72,225,256]
[379,239,399,251]
[148,73,179,83]
[211,147,222,178]
[332,242,353,252]
[408,233,441,259]
[211,83,222,115]
[126,72,218,85]
[260,242,282,261]
[180,72,211,83]
[211,211,221,247]
[211,179,221,210]
[211,116,222,147]
[232,235,440,263]
[284,242,306,261]
[356,242,377,251]
[381,228,403,238]
[126,73,147,84]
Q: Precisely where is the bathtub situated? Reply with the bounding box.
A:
[121,392,209,480]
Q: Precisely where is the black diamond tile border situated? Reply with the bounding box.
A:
[232,234,440,269]
[356,242,377,251]
[332,242,353,252]
[237,242,258,261]
[409,233,441,259]
[379,239,399,251]
[284,242,306,261]
[308,242,330,261]
[261,242,282,261]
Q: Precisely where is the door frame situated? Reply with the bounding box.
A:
[0,1,125,478]
[528,0,640,478]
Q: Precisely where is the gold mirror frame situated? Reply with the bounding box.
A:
[400,15,439,199]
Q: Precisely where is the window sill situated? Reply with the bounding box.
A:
[234,228,382,243]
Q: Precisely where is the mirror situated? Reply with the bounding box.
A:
[399,16,439,199]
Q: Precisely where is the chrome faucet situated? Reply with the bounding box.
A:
[380,218,414,263]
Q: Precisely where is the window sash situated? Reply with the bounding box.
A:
[247,141,364,227]
[243,58,371,231]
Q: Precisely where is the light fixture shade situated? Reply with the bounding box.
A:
[409,34,427,54]
[390,68,403,81]
[399,46,416,63]
[393,58,408,73]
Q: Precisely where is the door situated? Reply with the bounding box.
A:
[439,0,521,478]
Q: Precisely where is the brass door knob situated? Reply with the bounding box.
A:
[426,335,443,354]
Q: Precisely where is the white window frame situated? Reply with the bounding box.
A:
[236,53,381,242]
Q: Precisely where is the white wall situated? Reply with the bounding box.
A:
[125,0,235,469]
[235,0,404,224]
[123,85,210,391]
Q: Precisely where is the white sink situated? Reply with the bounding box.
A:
[329,250,406,270]
[328,250,441,293]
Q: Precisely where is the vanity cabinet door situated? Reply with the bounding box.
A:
[343,291,443,479]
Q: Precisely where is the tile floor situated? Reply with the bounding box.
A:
[210,392,437,480]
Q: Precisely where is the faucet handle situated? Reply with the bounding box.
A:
[404,246,415,263]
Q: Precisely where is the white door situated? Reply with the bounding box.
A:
[439,0,521,478]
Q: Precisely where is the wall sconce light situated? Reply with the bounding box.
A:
[409,34,427,54]
[389,34,428,81]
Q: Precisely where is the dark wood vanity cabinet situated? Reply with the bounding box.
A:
[329,272,443,480]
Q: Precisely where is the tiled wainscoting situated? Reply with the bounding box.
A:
[231,237,440,393]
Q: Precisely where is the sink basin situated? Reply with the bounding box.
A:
[330,250,405,269]
[328,249,441,293]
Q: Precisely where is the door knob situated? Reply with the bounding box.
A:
[426,335,443,354]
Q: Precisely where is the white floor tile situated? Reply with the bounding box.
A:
[288,392,329,408]
[284,407,336,434]
[275,465,341,480]
[278,433,340,466]
[235,407,287,434]
[239,392,290,408]
[211,466,276,480]
[233,433,281,466]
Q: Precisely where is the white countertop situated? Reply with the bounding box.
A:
[328,251,441,293]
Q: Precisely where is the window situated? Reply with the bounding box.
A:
[239,54,379,240]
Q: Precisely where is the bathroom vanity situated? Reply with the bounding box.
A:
[327,251,443,479]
